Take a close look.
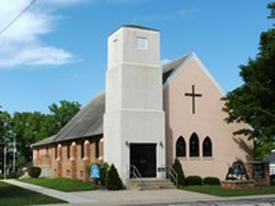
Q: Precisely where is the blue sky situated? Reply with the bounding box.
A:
[0,0,272,113]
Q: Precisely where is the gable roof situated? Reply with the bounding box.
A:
[32,135,56,147]
[163,52,225,95]
[32,54,192,147]
[32,92,105,147]
[162,54,190,84]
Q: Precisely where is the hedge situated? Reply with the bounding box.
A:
[0,171,23,179]
[28,167,41,178]
[203,177,220,185]
[185,176,203,185]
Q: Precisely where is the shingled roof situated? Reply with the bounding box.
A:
[32,54,190,147]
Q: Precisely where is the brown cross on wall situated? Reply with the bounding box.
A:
[185,85,202,114]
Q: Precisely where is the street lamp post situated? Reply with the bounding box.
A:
[4,146,6,179]
[13,139,16,172]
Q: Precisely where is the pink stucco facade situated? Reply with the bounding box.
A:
[163,53,253,180]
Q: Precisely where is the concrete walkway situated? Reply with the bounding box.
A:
[70,189,220,205]
[1,179,96,204]
[36,189,275,206]
[2,179,275,206]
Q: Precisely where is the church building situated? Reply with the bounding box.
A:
[32,25,253,183]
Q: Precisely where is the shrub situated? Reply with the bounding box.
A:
[7,171,21,179]
[100,162,109,186]
[185,176,203,185]
[171,158,185,186]
[203,177,220,185]
[0,171,23,179]
[105,164,123,190]
[28,167,41,178]
[270,175,275,185]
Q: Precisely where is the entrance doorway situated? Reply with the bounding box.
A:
[130,143,156,178]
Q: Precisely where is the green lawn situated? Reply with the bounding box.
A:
[182,185,275,197]
[0,181,66,206]
[20,177,97,192]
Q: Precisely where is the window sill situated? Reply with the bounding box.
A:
[189,157,201,161]
[177,157,188,161]
[203,157,214,161]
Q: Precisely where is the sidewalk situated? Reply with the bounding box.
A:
[70,189,275,206]
[2,179,275,206]
[70,188,220,205]
[1,179,96,204]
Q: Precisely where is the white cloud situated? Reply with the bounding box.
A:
[0,0,83,68]
[161,59,171,65]
[0,46,74,67]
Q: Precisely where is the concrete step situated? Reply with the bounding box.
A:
[126,179,176,190]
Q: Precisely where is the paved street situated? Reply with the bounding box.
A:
[133,197,275,206]
[42,197,275,206]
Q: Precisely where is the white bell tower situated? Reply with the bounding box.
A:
[104,25,166,182]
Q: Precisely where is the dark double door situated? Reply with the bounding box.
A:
[130,143,156,178]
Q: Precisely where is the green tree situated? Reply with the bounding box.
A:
[11,100,80,164]
[171,158,185,186]
[48,100,81,134]
[0,100,81,167]
[0,109,13,170]
[105,164,123,190]
[222,3,275,158]
[11,112,46,164]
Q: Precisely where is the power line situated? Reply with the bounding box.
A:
[0,0,36,35]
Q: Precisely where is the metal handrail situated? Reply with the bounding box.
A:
[166,165,178,187]
[128,165,144,187]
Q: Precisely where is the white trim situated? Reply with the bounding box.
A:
[122,108,164,113]
[163,52,193,89]
[162,52,226,96]
[109,61,160,71]
[192,52,225,96]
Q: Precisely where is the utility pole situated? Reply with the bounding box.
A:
[4,146,6,179]
[13,139,16,172]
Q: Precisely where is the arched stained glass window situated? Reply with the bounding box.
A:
[203,137,212,157]
[189,133,199,157]
[176,136,186,157]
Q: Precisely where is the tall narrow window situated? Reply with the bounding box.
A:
[176,136,186,157]
[67,145,70,159]
[203,137,212,157]
[95,140,99,158]
[81,142,84,158]
[189,133,199,157]
[55,145,58,159]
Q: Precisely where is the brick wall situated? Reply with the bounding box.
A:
[245,161,270,187]
[221,180,255,189]
[33,136,103,181]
